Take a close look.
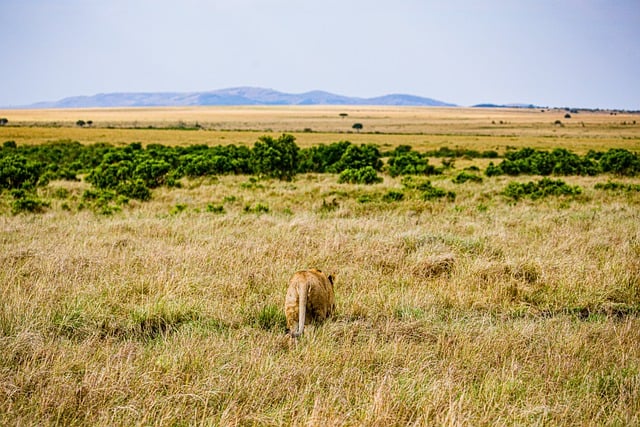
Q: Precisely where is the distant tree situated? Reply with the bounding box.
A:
[87,120,93,127]
[564,113,572,119]
[0,118,8,126]
[352,123,363,132]
[339,113,348,118]
[76,120,86,127]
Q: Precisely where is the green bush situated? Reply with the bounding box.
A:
[382,190,404,202]
[251,134,299,180]
[116,179,152,201]
[82,188,127,215]
[206,204,225,214]
[424,146,499,159]
[338,166,383,184]
[398,176,454,200]
[594,181,640,192]
[452,171,483,184]
[298,141,352,173]
[86,160,135,190]
[0,155,44,190]
[170,204,188,215]
[599,149,640,176]
[502,178,582,201]
[387,149,437,177]
[177,145,251,177]
[485,147,633,177]
[244,203,270,214]
[133,159,171,188]
[10,190,50,214]
[421,182,456,201]
[401,177,454,200]
[332,144,383,172]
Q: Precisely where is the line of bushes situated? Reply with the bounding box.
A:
[486,147,640,177]
[0,136,388,200]
[2,138,639,209]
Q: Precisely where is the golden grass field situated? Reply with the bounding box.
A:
[2,106,639,153]
[1,106,640,425]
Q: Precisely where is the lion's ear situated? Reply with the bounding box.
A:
[328,273,335,285]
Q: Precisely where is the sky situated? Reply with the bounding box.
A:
[1,0,639,109]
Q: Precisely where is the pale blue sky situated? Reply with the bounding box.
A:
[1,0,639,109]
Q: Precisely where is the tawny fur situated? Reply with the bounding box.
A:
[284,269,335,338]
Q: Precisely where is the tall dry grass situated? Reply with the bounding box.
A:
[1,171,639,425]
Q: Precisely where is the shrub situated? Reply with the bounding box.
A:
[298,141,352,173]
[332,144,383,172]
[382,190,404,202]
[338,166,383,185]
[206,204,225,214]
[178,145,252,177]
[133,159,171,187]
[423,146,499,159]
[387,149,437,177]
[599,149,640,176]
[400,176,426,190]
[486,147,601,177]
[549,148,599,176]
[171,204,188,215]
[594,181,640,192]
[82,188,126,215]
[485,161,503,177]
[402,177,455,200]
[0,155,44,190]
[86,160,135,190]
[453,171,483,184]
[251,134,299,180]
[116,179,152,201]
[421,182,456,201]
[401,176,446,192]
[10,190,50,214]
[502,178,582,201]
[244,203,270,214]
[179,154,222,177]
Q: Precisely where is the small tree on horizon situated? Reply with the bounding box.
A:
[352,123,363,132]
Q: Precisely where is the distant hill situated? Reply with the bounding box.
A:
[26,87,456,108]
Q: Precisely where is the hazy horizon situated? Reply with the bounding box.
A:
[1,0,639,110]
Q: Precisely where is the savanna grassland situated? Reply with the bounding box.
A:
[1,106,640,426]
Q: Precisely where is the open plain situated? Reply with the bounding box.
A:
[1,106,639,425]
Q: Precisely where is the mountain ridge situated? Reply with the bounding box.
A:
[25,87,457,108]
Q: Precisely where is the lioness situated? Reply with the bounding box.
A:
[285,268,335,338]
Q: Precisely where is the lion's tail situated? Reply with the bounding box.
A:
[293,281,308,338]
